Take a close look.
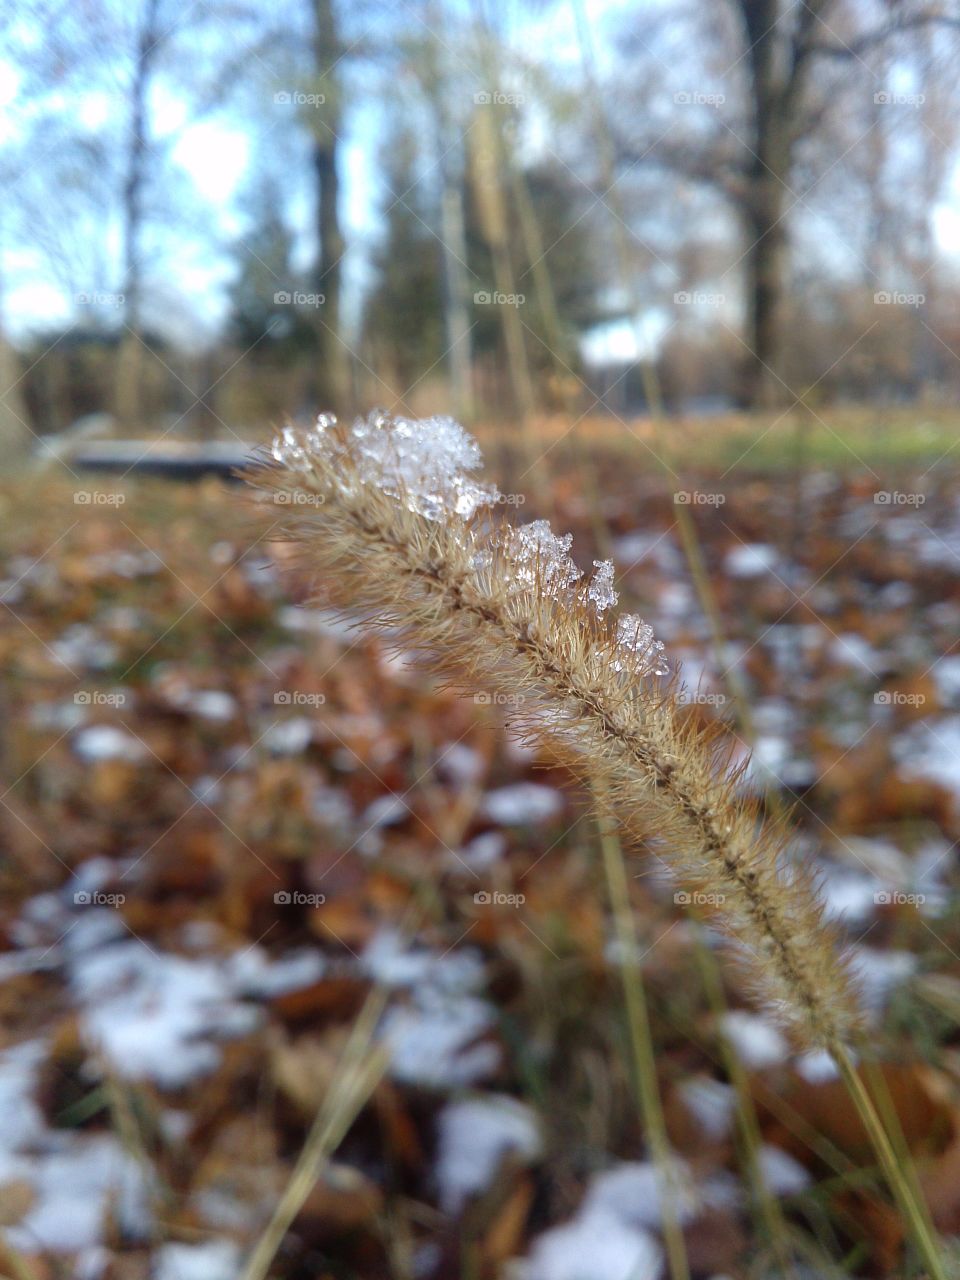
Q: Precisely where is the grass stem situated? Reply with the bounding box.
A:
[597,806,691,1280]
[831,1041,947,1280]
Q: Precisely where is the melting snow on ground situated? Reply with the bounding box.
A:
[758,1144,812,1196]
[152,1240,242,1280]
[896,716,960,796]
[363,929,500,1087]
[73,725,149,764]
[725,544,780,577]
[516,1160,702,1280]
[481,783,564,825]
[435,1095,541,1212]
[0,1041,153,1254]
[720,1010,789,1069]
[72,942,261,1087]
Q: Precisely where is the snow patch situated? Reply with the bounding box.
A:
[436,1095,541,1212]
[725,544,779,577]
[721,1010,788,1069]
[152,1240,242,1280]
[73,725,148,764]
[481,783,564,826]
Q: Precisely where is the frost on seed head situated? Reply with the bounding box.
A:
[613,614,669,677]
[586,559,618,613]
[272,411,499,521]
[269,411,667,680]
[509,520,582,593]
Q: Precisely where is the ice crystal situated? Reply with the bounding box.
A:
[510,520,582,593]
[613,613,668,677]
[586,559,618,614]
[349,411,498,520]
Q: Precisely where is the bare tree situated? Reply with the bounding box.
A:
[616,0,960,407]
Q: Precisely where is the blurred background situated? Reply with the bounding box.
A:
[5,2,960,1279]
[5,0,960,438]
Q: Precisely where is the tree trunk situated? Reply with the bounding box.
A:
[735,0,789,408]
[439,175,474,422]
[310,0,350,415]
[0,331,32,461]
[115,0,161,430]
[740,176,788,408]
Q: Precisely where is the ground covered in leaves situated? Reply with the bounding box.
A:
[2,444,960,1280]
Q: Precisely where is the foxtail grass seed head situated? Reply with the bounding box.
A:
[253,411,861,1048]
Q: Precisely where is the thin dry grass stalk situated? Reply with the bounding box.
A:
[249,410,861,1052]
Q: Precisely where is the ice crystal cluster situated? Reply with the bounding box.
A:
[272,411,668,681]
[272,411,498,521]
